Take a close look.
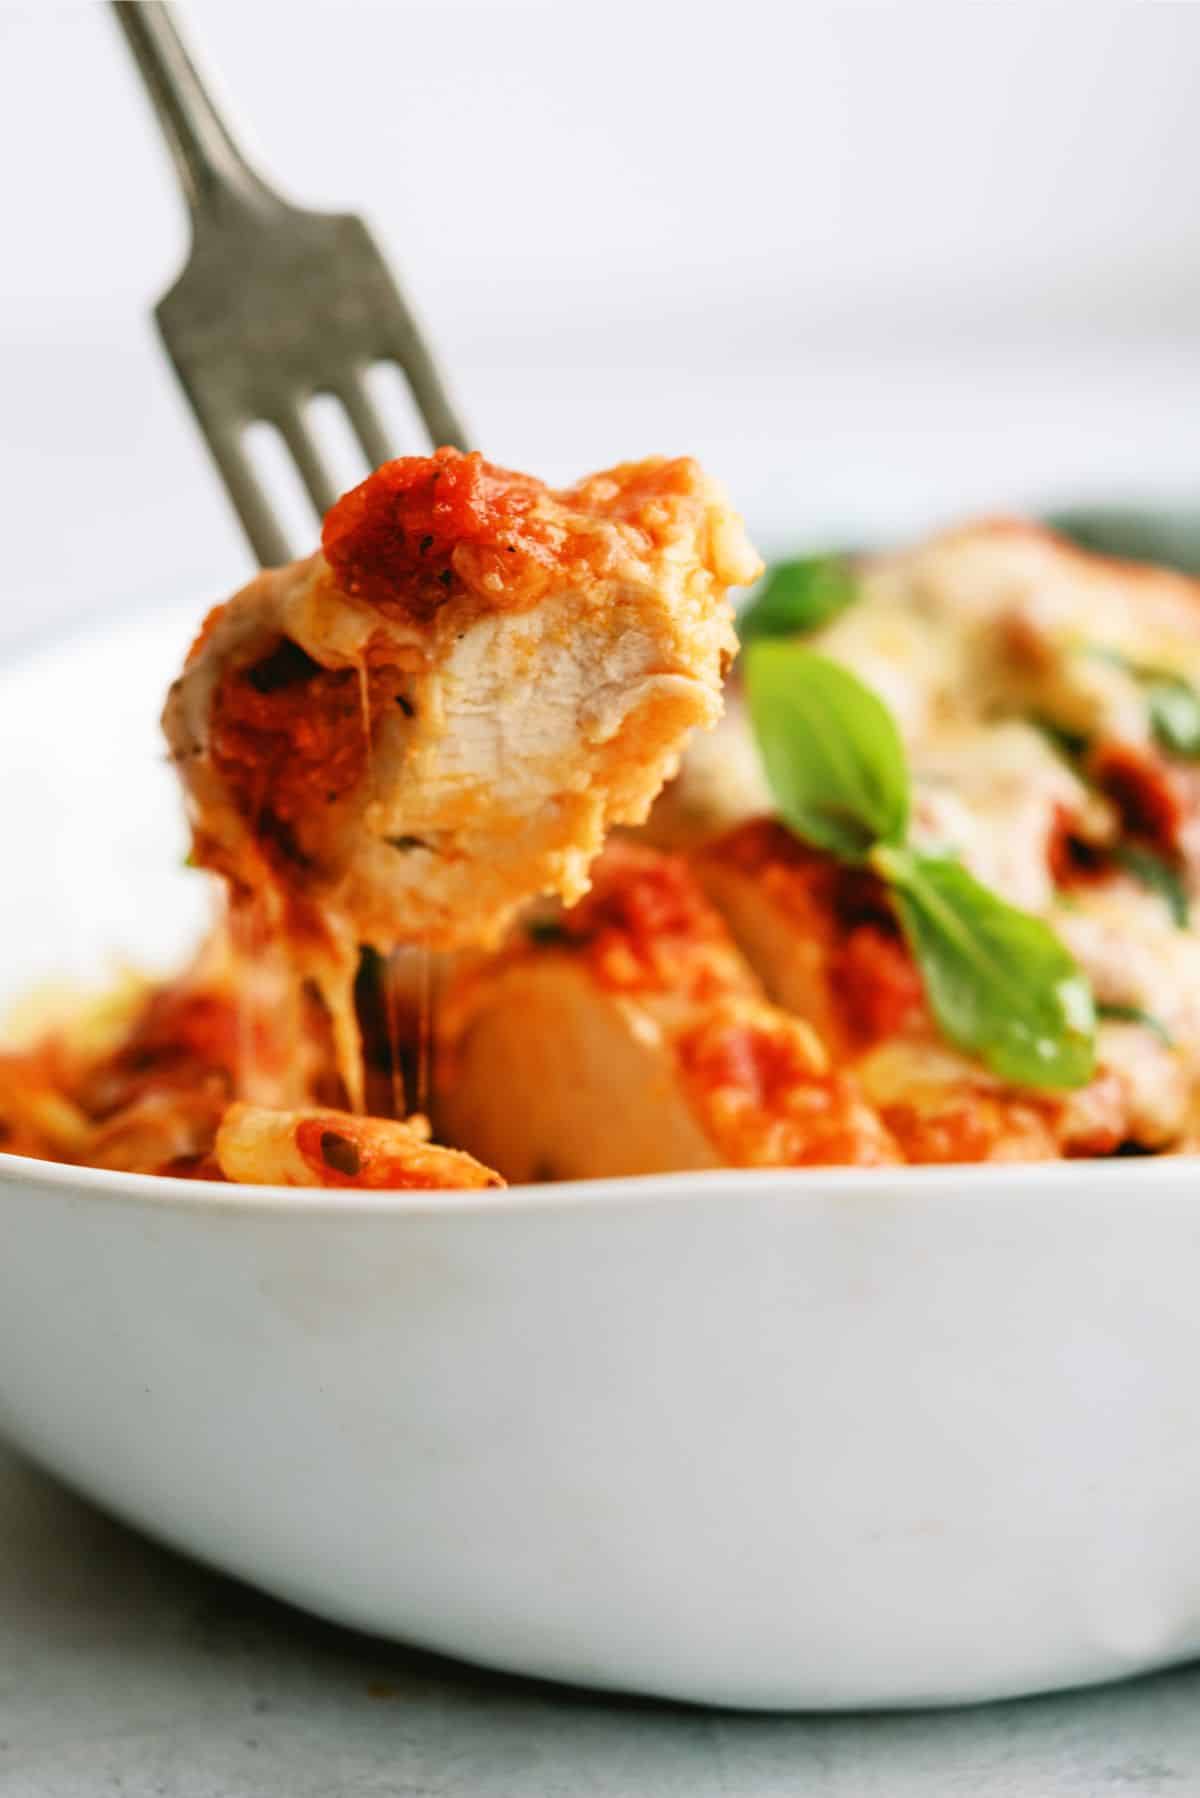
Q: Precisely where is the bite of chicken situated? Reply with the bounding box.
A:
[165,450,757,967]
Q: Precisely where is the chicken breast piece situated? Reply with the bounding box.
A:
[165,450,756,964]
[637,679,770,851]
[437,843,899,1180]
[214,1102,502,1190]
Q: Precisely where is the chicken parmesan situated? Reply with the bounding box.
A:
[168,452,750,938]
[8,503,1200,1185]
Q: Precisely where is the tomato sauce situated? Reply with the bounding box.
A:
[559,846,743,1000]
[322,447,549,623]
[209,639,402,867]
[1090,740,1187,854]
[676,1009,901,1168]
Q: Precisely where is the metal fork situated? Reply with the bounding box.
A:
[112,0,469,567]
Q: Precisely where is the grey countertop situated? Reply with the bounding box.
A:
[3,1446,1200,1797]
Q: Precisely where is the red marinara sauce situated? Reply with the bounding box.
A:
[209,640,400,857]
[322,447,547,623]
[559,847,743,1001]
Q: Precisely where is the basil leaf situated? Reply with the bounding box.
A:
[1147,673,1200,758]
[745,648,1097,1089]
[1096,1001,1175,1047]
[874,845,1096,1089]
[737,555,857,644]
[745,642,910,858]
[1115,843,1190,927]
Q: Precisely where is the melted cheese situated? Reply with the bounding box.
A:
[820,521,1200,741]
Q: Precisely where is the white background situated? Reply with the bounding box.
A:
[3,0,1200,648]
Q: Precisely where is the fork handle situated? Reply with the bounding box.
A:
[111,1,276,219]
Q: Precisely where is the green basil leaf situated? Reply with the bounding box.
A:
[737,555,857,644]
[1147,673,1200,758]
[745,642,910,858]
[1096,1001,1175,1046]
[874,845,1096,1089]
[1114,843,1190,927]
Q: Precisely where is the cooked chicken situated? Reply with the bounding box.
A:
[215,1102,502,1190]
[637,680,769,850]
[164,448,757,1106]
[166,450,756,960]
[22,500,1200,1183]
[437,843,899,1179]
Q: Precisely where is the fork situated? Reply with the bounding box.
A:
[111,0,469,568]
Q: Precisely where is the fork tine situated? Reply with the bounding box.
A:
[383,295,470,452]
[203,419,293,567]
[397,345,470,455]
[337,375,396,472]
[272,407,340,522]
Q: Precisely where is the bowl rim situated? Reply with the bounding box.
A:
[3,1143,1199,1219]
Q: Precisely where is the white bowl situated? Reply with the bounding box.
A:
[3,607,1200,1711]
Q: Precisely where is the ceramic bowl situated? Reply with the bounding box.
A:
[3,607,1200,1710]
